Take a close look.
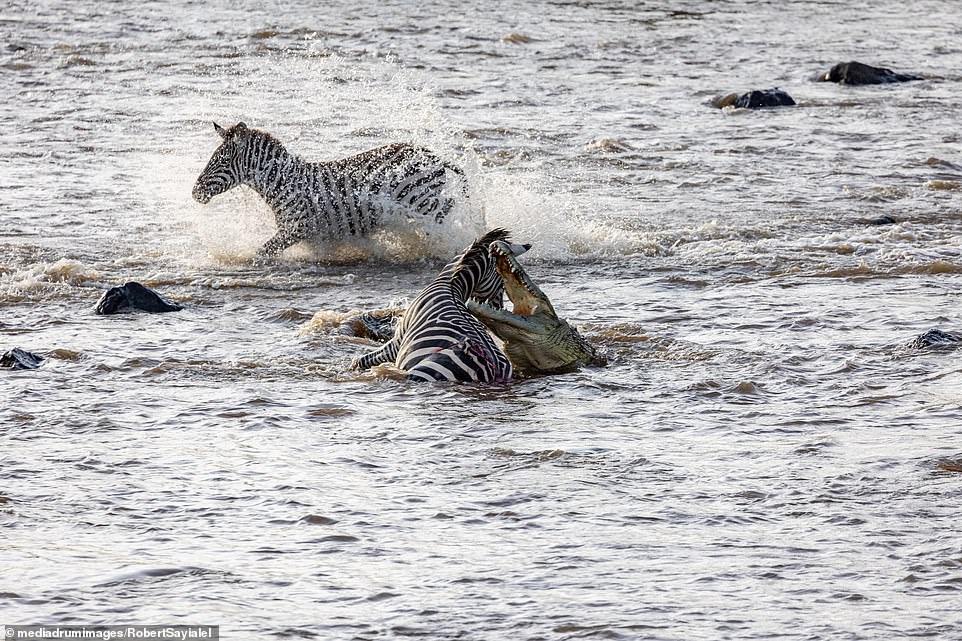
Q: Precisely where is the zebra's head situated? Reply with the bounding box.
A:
[454,229,531,309]
[192,121,252,204]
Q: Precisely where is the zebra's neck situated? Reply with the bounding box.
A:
[241,135,316,211]
[445,260,482,302]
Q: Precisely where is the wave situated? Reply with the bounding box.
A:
[0,258,102,302]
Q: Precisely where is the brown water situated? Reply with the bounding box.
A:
[2,1,962,638]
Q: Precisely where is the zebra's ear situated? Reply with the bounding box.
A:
[213,122,228,139]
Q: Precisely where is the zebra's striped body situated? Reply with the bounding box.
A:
[192,122,464,257]
[352,229,530,383]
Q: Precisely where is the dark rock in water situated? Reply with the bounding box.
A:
[909,329,961,349]
[1,348,44,370]
[819,61,922,85]
[868,215,897,226]
[712,88,796,109]
[735,88,796,109]
[95,282,183,315]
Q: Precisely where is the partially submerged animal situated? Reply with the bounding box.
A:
[818,61,922,85]
[95,282,183,315]
[339,309,402,342]
[351,229,528,383]
[467,241,605,375]
[192,122,466,258]
[712,88,796,109]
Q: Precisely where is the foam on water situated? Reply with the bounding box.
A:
[0,259,101,301]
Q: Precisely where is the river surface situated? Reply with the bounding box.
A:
[2,1,962,639]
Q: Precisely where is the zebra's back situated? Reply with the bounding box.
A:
[278,143,461,248]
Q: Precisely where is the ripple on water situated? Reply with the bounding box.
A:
[93,567,181,586]
[933,457,962,474]
[306,405,356,418]
[300,514,339,525]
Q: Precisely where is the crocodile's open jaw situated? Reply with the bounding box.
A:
[467,240,603,374]
[489,240,555,319]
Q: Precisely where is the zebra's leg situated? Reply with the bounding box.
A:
[435,196,454,223]
[438,160,468,223]
[351,336,401,371]
[257,231,300,259]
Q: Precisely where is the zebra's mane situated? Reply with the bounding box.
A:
[233,124,352,172]
[454,229,511,272]
[228,123,285,149]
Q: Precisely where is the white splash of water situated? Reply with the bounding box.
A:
[0,259,101,299]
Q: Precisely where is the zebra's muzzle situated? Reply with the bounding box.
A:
[192,183,213,204]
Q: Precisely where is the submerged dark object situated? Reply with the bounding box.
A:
[341,310,402,342]
[1,348,44,370]
[909,329,961,350]
[712,88,796,109]
[95,282,183,315]
[819,61,922,85]
[868,215,897,226]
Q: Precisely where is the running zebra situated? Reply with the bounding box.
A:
[351,229,530,383]
[192,122,466,257]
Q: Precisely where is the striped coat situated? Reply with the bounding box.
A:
[192,122,464,257]
[352,229,530,383]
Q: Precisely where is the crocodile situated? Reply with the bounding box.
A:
[467,241,605,375]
